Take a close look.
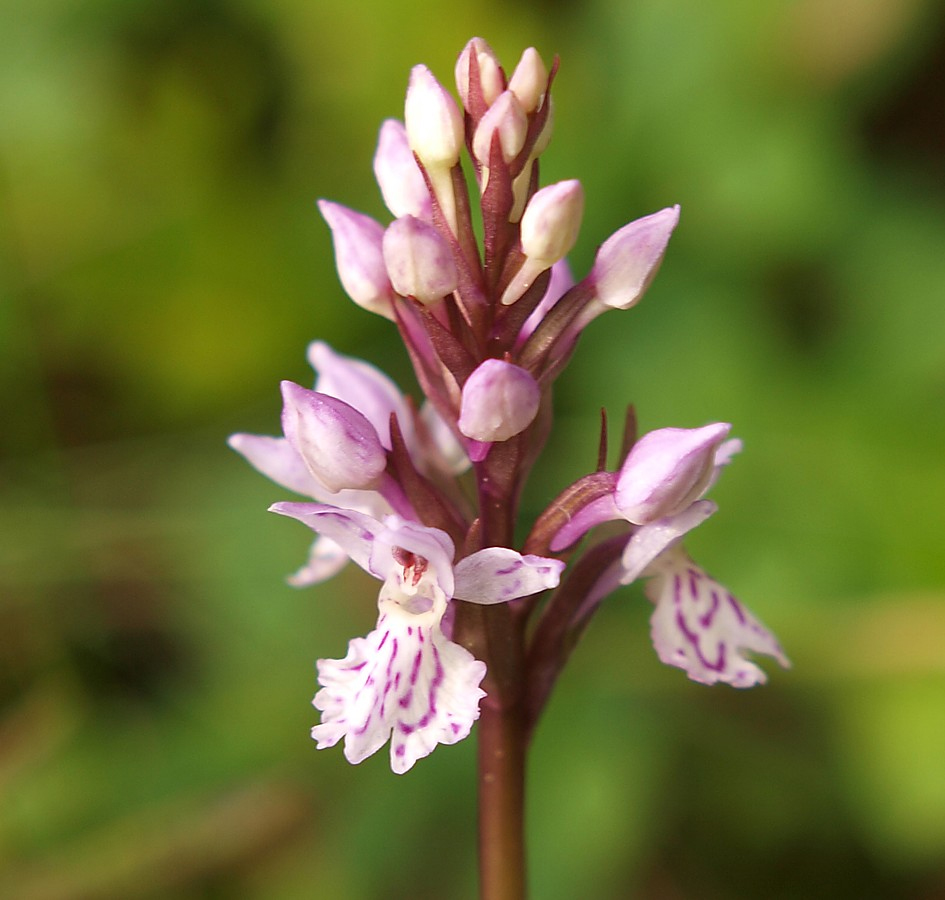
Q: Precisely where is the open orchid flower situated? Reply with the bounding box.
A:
[269,503,564,773]
[557,430,788,686]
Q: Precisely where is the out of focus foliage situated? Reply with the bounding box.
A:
[2,0,944,897]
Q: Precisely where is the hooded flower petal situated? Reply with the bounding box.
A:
[645,546,790,687]
[615,423,731,525]
[281,381,387,492]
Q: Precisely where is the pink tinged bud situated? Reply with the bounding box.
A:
[383,215,458,304]
[508,47,548,113]
[280,381,387,492]
[472,90,528,167]
[458,359,541,443]
[455,37,504,109]
[373,119,432,220]
[615,423,732,525]
[318,201,394,320]
[590,205,680,310]
[502,180,583,305]
[404,65,464,170]
[521,180,584,263]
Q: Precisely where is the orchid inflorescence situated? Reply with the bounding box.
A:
[229,37,789,779]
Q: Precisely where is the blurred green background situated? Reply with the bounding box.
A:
[2,0,944,897]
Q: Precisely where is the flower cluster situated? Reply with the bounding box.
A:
[230,38,788,773]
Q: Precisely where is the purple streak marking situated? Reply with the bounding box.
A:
[676,610,726,672]
[700,589,720,628]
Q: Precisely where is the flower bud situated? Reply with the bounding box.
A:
[383,215,458,304]
[458,359,541,443]
[615,422,731,524]
[520,180,584,264]
[455,37,504,110]
[405,65,464,171]
[508,47,547,113]
[318,201,394,319]
[281,381,387,492]
[501,180,583,305]
[472,90,528,167]
[373,119,432,220]
[590,205,680,310]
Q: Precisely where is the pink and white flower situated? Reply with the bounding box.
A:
[269,504,564,772]
[549,425,788,686]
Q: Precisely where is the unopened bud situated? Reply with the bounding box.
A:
[508,47,547,113]
[458,359,541,442]
[615,422,731,524]
[501,180,583,305]
[521,180,584,263]
[590,205,680,310]
[373,119,432,220]
[280,381,387,492]
[405,64,464,171]
[455,37,504,110]
[383,215,458,304]
[318,200,394,319]
[472,90,528,167]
